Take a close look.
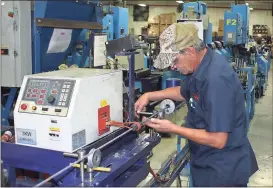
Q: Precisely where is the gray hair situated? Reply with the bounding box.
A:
[179,39,206,54]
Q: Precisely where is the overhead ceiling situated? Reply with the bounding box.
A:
[120,0,273,10]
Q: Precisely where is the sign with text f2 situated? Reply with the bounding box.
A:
[226,19,237,26]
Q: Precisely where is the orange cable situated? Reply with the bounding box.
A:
[106,120,142,131]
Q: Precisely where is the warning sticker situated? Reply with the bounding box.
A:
[49,127,61,141]
[16,128,37,145]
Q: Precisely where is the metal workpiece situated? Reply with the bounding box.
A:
[63,152,78,158]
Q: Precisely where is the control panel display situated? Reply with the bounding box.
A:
[19,78,75,116]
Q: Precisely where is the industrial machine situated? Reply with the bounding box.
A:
[222,3,272,128]
[254,44,271,98]
[1,69,188,186]
[178,1,212,44]
[14,69,123,152]
[1,69,158,186]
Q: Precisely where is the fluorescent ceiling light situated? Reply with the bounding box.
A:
[1,1,5,6]
[138,4,146,7]
[176,1,184,3]
[250,7,253,10]
[246,3,249,6]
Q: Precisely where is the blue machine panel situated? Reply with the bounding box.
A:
[103,14,114,40]
[111,6,129,39]
[231,4,249,44]
[224,11,243,45]
[33,1,103,73]
[183,2,207,18]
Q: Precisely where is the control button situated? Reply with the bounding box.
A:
[28,89,32,92]
[62,89,65,92]
[63,94,68,101]
[62,102,66,106]
[63,85,67,88]
[41,90,46,94]
[26,94,30,98]
[47,95,56,104]
[42,107,48,111]
[58,102,62,106]
[38,100,43,105]
[65,89,69,93]
[33,88,38,93]
[40,95,45,99]
[32,106,37,110]
[55,109,62,112]
[21,104,27,110]
[60,93,64,101]
[31,94,37,98]
[67,85,70,88]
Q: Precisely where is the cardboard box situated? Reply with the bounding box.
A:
[218,19,224,31]
[148,15,160,24]
[148,24,159,36]
[159,13,176,25]
[218,30,224,37]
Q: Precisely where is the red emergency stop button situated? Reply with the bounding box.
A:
[21,104,27,110]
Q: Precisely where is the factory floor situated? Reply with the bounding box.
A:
[140,66,273,187]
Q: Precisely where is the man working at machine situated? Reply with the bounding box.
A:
[135,23,258,187]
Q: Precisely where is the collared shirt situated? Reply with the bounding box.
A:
[180,47,258,186]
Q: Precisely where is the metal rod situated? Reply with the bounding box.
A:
[138,112,154,115]
[87,167,93,182]
[63,153,78,158]
[128,54,135,122]
[78,150,85,186]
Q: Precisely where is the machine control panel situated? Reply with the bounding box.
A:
[18,78,75,117]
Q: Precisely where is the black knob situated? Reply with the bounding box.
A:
[47,95,55,104]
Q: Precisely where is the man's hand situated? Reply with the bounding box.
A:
[144,117,228,149]
[135,93,149,116]
[144,118,177,133]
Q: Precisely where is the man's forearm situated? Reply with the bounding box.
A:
[171,125,227,149]
[147,86,184,102]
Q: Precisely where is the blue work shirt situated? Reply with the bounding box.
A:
[180,47,258,186]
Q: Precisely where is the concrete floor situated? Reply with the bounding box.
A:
[141,66,273,187]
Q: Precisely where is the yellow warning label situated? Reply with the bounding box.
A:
[49,127,60,132]
[100,100,108,107]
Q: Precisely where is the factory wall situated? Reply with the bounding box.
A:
[127,5,273,36]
